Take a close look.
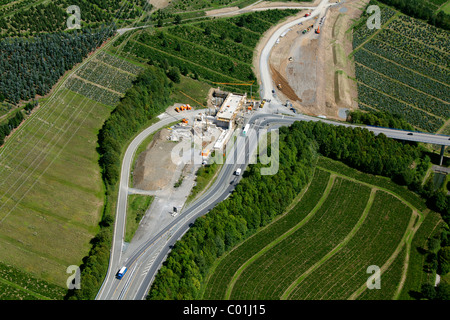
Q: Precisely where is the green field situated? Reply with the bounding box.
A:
[125,195,154,242]
[442,1,450,14]
[202,157,438,300]
[0,87,110,291]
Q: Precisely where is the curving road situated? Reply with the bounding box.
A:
[98,0,449,300]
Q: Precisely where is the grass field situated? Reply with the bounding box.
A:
[0,88,110,291]
[125,195,154,242]
[442,1,450,14]
[202,156,438,300]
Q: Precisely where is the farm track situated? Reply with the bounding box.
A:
[351,11,400,54]
[289,191,414,300]
[201,169,332,300]
[348,205,419,300]
[71,75,124,96]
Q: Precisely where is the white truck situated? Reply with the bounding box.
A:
[242,124,250,136]
[235,168,242,176]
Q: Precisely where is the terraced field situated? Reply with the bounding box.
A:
[202,157,437,300]
[351,6,450,132]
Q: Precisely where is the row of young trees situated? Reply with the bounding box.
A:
[375,0,450,30]
[0,110,24,145]
[347,110,414,131]
[147,120,436,300]
[66,65,173,300]
[0,26,115,105]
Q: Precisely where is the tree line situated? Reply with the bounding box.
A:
[347,110,414,131]
[0,110,24,146]
[0,100,39,145]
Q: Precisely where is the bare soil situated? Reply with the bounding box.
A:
[149,0,171,10]
[133,128,178,191]
[267,0,369,119]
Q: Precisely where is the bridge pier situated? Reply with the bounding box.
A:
[440,145,446,166]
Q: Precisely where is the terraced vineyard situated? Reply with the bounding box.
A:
[351,5,450,132]
[202,157,437,300]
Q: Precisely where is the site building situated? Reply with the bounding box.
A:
[215,93,246,129]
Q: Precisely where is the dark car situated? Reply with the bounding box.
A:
[407,133,413,136]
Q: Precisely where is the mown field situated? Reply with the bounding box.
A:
[202,157,440,300]
[351,4,450,132]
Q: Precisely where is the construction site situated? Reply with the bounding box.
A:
[133,90,249,193]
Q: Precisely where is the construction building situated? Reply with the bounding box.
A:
[215,93,246,129]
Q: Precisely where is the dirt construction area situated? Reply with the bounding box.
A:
[268,0,369,119]
[133,128,178,191]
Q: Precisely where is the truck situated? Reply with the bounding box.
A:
[242,123,250,136]
[235,168,241,176]
[116,266,127,280]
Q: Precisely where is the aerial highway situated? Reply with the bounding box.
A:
[97,0,449,300]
